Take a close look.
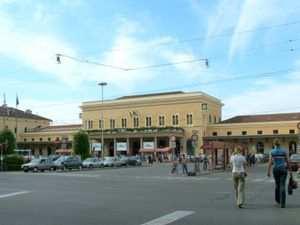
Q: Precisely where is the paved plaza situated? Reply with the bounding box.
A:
[0,164,299,225]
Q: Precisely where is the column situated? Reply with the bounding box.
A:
[114,138,117,157]
[140,137,143,150]
[126,137,130,155]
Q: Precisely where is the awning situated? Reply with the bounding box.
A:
[139,147,172,153]
[139,148,155,153]
[156,147,172,153]
[55,149,72,154]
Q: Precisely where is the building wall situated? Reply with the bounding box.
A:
[0,116,50,141]
[81,92,223,155]
[206,121,300,154]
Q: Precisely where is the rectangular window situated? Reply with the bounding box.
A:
[88,120,93,129]
[146,116,152,127]
[201,103,208,111]
[99,120,103,129]
[273,129,279,134]
[172,114,179,126]
[121,118,127,128]
[110,119,115,129]
[242,131,247,135]
[133,117,139,128]
[212,132,218,136]
[257,130,263,135]
[227,131,232,136]
[214,116,217,124]
[158,115,165,127]
[187,113,193,125]
[289,129,295,134]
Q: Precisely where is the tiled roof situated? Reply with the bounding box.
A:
[29,124,82,133]
[221,112,300,124]
[117,91,184,100]
[0,105,52,121]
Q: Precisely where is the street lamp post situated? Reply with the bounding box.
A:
[98,82,107,160]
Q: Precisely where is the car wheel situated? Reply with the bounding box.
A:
[23,169,29,173]
[33,167,38,172]
[79,165,82,170]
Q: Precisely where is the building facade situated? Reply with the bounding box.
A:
[6,91,300,158]
[81,91,223,157]
[0,105,51,142]
[205,113,300,156]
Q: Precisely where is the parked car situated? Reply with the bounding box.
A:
[103,157,122,167]
[127,156,142,166]
[289,154,300,171]
[103,157,115,167]
[118,155,129,166]
[54,156,82,170]
[83,157,102,168]
[113,157,123,167]
[21,158,55,172]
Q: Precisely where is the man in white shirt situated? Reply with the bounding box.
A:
[230,148,247,208]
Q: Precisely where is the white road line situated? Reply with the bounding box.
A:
[0,191,31,199]
[140,210,194,225]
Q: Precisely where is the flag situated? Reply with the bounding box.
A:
[16,94,19,107]
[3,93,6,105]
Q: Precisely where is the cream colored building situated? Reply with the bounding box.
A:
[205,113,300,155]
[81,91,223,157]
[0,104,51,142]
[19,124,81,156]
[10,91,300,158]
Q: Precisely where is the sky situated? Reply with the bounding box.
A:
[1,0,300,124]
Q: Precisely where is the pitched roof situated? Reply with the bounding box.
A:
[117,91,184,100]
[221,112,300,124]
[0,105,52,121]
[29,124,81,133]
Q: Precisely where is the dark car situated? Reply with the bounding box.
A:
[289,154,300,171]
[127,156,142,166]
[54,156,82,170]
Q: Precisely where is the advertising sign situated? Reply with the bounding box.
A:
[117,142,127,151]
[143,141,154,149]
[92,143,102,151]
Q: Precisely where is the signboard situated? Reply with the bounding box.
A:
[143,141,154,149]
[91,143,102,151]
[117,142,127,151]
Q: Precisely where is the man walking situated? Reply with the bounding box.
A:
[230,148,247,208]
[267,139,289,208]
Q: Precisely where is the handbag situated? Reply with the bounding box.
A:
[288,173,298,195]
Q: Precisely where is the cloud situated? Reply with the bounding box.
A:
[223,61,300,118]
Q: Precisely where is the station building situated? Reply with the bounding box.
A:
[2,91,299,157]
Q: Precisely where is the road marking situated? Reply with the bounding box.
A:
[140,210,194,225]
[0,191,31,199]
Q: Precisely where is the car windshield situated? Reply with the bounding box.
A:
[30,159,41,163]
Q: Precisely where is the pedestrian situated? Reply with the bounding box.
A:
[171,157,178,175]
[181,154,188,175]
[203,154,208,170]
[148,155,153,167]
[267,139,289,208]
[230,148,247,208]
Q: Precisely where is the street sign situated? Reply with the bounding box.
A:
[92,143,102,151]
[117,142,127,151]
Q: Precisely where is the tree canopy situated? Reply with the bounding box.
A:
[73,130,90,159]
[0,129,16,155]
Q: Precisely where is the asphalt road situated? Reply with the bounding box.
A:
[0,164,299,225]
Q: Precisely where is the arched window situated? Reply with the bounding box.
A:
[256,142,264,154]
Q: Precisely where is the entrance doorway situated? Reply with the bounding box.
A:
[131,139,140,156]
[108,141,114,156]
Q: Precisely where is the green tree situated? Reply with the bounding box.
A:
[0,128,16,155]
[73,130,90,159]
